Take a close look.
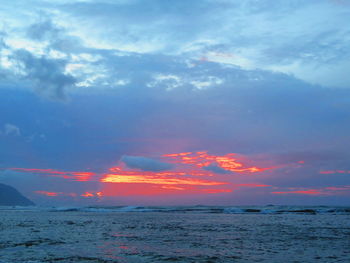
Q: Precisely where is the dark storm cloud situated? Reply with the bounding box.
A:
[121,156,173,172]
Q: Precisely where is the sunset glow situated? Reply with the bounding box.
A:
[1,0,350,208]
[272,186,350,196]
[6,168,95,182]
[96,151,274,196]
[35,191,59,197]
[320,170,350,174]
[81,192,95,197]
[272,190,324,196]
[101,174,226,186]
[5,150,349,200]
[162,151,274,173]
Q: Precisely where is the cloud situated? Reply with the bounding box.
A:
[12,49,76,100]
[0,168,100,205]
[121,155,173,172]
[203,165,229,174]
[27,18,62,42]
[0,1,350,205]
[2,124,20,136]
[53,0,350,87]
[0,1,349,103]
[0,18,80,99]
[26,18,83,53]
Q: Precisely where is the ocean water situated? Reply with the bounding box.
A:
[0,206,349,262]
[1,205,350,214]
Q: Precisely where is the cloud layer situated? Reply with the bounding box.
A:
[121,156,173,172]
[0,0,349,205]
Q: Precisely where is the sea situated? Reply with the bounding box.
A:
[1,205,350,214]
[0,205,349,262]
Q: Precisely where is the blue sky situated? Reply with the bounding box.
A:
[0,0,350,205]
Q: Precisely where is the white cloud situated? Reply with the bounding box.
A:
[3,123,21,136]
[1,0,349,96]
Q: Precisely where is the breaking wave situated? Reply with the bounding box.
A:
[1,205,350,214]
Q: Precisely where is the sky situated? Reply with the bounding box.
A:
[0,0,350,206]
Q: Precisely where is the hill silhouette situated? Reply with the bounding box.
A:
[0,183,35,206]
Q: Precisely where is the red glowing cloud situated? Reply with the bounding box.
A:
[35,190,102,198]
[100,163,230,196]
[237,183,272,188]
[272,189,323,196]
[8,151,277,199]
[35,191,78,197]
[6,168,95,182]
[101,183,232,196]
[320,170,350,174]
[101,174,226,186]
[162,151,274,173]
[272,186,350,196]
[81,192,95,197]
[35,191,60,197]
[98,151,275,196]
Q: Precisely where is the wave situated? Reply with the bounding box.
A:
[1,205,350,214]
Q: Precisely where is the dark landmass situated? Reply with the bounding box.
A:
[0,183,35,206]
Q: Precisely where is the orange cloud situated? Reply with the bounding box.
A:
[12,168,66,174]
[35,190,101,198]
[272,186,350,196]
[272,189,323,195]
[7,168,95,181]
[99,153,230,196]
[101,183,232,196]
[81,192,95,197]
[98,151,274,196]
[320,170,350,174]
[237,183,271,188]
[35,191,60,197]
[35,191,78,197]
[162,151,274,173]
[11,150,277,198]
[202,189,233,194]
[101,174,226,186]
